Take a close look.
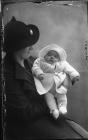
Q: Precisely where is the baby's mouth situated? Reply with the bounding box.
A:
[49,59,54,63]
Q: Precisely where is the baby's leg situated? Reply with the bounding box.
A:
[44,92,59,119]
[56,78,68,114]
[55,75,71,115]
[63,74,71,89]
[56,85,67,94]
[56,93,67,115]
[56,74,71,94]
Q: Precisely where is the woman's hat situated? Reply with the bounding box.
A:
[39,44,67,61]
[4,17,40,53]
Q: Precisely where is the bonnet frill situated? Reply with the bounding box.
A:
[39,44,67,61]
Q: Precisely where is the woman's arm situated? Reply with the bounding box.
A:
[6,84,49,122]
[6,72,49,122]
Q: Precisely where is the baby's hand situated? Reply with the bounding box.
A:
[37,74,45,80]
[72,76,80,85]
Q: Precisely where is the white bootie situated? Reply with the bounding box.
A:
[59,106,67,114]
[50,109,59,119]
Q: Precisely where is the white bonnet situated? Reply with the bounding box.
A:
[39,44,67,61]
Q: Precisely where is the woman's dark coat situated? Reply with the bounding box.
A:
[4,55,88,139]
[5,56,49,124]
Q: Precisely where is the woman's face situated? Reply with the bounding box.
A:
[15,46,33,60]
[44,50,60,64]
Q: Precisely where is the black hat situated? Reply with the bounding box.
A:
[4,17,40,53]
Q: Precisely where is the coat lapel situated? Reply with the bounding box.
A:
[15,61,36,91]
[16,60,33,81]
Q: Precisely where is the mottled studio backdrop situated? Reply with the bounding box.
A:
[3,1,88,131]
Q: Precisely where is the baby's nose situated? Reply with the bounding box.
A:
[51,56,54,59]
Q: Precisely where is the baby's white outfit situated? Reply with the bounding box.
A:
[32,44,80,116]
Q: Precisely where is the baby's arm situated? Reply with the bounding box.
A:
[32,58,45,80]
[63,61,80,85]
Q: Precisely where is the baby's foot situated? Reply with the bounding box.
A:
[51,109,59,119]
[59,106,67,115]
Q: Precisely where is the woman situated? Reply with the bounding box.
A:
[4,17,88,139]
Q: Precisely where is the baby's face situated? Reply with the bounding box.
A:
[44,50,60,64]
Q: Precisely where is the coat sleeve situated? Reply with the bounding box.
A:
[63,61,80,80]
[6,75,49,122]
[5,69,49,123]
[32,58,44,77]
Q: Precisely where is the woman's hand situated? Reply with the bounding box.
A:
[72,76,79,85]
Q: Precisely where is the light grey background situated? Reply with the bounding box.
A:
[3,1,88,131]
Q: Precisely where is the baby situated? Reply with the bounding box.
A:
[32,44,80,119]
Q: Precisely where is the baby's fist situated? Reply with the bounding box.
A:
[38,74,44,80]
